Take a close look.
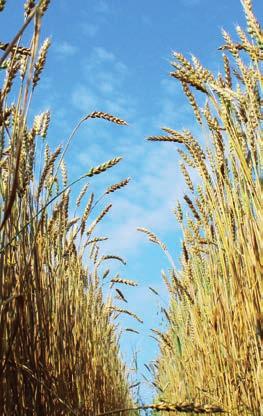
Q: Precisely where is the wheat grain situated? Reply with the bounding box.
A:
[174,201,183,223]
[147,134,183,143]
[180,163,194,192]
[24,0,35,18]
[105,177,130,194]
[109,307,143,324]
[110,277,138,287]
[33,38,51,87]
[181,81,202,124]
[85,111,128,125]
[86,157,122,177]
[86,203,112,235]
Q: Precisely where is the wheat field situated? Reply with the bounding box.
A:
[0,1,136,415]
[143,0,262,414]
[0,0,262,415]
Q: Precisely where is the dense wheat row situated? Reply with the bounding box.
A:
[1,0,262,415]
[145,0,262,414]
[0,2,136,415]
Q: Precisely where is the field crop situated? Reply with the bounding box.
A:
[0,0,262,415]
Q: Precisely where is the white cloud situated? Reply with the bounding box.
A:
[95,1,110,14]
[54,41,77,57]
[81,22,99,37]
[71,46,133,121]
[71,85,98,113]
[93,46,115,62]
[84,47,128,88]
[97,81,114,94]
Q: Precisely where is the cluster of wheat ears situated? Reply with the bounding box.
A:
[0,0,262,415]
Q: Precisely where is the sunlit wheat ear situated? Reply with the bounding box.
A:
[147,134,183,143]
[33,111,50,136]
[180,163,194,192]
[241,0,262,42]
[187,218,200,240]
[177,149,196,168]
[99,254,127,266]
[195,197,209,226]
[85,156,122,177]
[37,145,62,199]
[98,401,225,414]
[181,81,202,124]
[91,244,99,264]
[80,192,94,235]
[160,270,176,297]
[137,227,167,250]
[81,192,94,221]
[86,203,112,236]
[0,41,31,56]
[65,216,80,232]
[86,236,108,245]
[84,111,128,125]
[60,159,68,188]
[202,102,222,133]
[24,0,35,18]
[0,106,13,129]
[222,54,232,88]
[170,269,194,305]
[89,240,97,260]
[2,60,20,97]
[172,51,193,69]
[76,182,89,207]
[33,38,51,87]
[110,277,138,287]
[105,177,130,194]
[191,54,215,83]
[170,62,208,93]
[108,307,143,324]
[151,328,173,350]
[39,0,51,16]
[140,402,225,413]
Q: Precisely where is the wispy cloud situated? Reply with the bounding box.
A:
[93,46,115,62]
[69,45,196,261]
[80,2,111,39]
[71,46,134,120]
[81,22,99,37]
[54,41,78,58]
[85,47,128,86]
[71,85,98,113]
[94,1,111,14]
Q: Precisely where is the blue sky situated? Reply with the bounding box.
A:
[1,0,262,403]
